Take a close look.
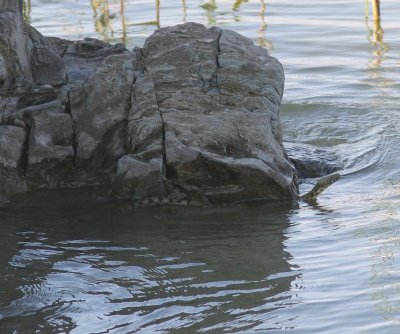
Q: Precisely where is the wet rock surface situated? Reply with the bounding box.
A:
[285,142,342,179]
[0,3,298,205]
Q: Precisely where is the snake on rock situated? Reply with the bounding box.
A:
[123,173,341,208]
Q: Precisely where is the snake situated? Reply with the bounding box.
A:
[122,173,341,208]
[300,173,341,204]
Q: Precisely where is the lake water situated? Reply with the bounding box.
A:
[1,0,400,333]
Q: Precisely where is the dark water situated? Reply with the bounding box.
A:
[0,192,298,333]
[2,0,400,333]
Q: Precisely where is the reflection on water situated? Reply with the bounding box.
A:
[365,0,389,67]
[201,0,217,26]
[22,0,31,23]
[120,0,127,44]
[232,0,248,12]
[91,0,114,41]
[0,191,300,333]
[257,0,272,50]
[181,0,187,22]
[20,0,388,57]
[363,0,394,110]
[23,1,274,47]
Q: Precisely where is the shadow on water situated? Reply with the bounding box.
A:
[0,190,301,333]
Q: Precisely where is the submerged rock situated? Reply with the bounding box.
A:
[0,4,298,205]
[285,142,342,179]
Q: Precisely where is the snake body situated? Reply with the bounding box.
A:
[127,173,341,208]
[300,173,341,204]
[130,197,188,208]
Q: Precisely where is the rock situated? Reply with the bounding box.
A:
[0,125,25,168]
[0,4,298,204]
[118,62,165,198]
[0,96,19,124]
[0,195,11,209]
[0,1,23,12]
[116,155,164,198]
[70,52,135,166]
[0,5,31,93]
[0,2,66,93]
[31,44,66,86]
[26,107,74,189]
[0,52,7,87]
[0,125,27,196]
[6,99,61,126]
[62,38,127,82]
[1,99,75,190]
[127,23,297,203]
[285,142,342,178]
[27,25,66,86]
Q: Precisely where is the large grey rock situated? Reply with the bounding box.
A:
[0,8,298,204]
[118,23,297,203]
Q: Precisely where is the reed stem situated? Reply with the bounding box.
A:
[372,0,380,21]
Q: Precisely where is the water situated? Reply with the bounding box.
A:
[2,0,400,332]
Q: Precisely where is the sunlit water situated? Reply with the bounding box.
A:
[1,0,400,333]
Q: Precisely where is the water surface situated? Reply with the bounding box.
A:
[2,0,400,332]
